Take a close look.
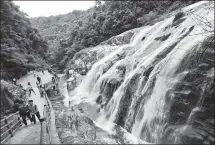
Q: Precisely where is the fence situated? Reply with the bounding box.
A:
[43,77,60,90]
[40,93,51,144]
[40,77,61,144]
[0,112,22,144]
[0,75,62,144]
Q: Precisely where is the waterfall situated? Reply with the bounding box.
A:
[71,1,214,144]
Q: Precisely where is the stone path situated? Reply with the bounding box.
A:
[6,70,53,144]
[6,123,41,144]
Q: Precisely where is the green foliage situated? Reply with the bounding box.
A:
[31,0,198,71]
[1,1,49,80]
[26,55,35,63]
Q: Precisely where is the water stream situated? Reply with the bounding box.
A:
[68,1,214,144]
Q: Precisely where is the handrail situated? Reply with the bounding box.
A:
[0,112,22,144]
[43,77,60,90]
[40,93,51,144]
[40,76,61,144]
[0,75,62,144]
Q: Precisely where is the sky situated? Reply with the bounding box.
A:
[13,1,95,18]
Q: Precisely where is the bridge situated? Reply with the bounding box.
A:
[1,71,62,144]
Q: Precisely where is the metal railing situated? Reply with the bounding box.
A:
[0,112,22,144]
[0,75,62,144]
[40,77,61,144]
[43,77,60,90]
[40,93,52,144]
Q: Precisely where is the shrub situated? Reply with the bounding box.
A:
[26,55,35,63]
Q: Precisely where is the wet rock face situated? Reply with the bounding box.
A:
[154,33,171,41]
[100,34,214,144]
[114,73,141,128]
[97,66,127,106]
[100,31,135,46]
[55,105,142,144]
[56,106,98,144]
[163,35,215,144]
[99,78,122,106]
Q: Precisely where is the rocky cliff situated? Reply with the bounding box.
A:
[0,80,26,117]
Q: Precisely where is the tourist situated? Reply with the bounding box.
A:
[52,77,55,90]
[42,70,44,75]
[37,75,41,84]
[27,100,41,124]
[33,71,36,77]
[39,85,45,97]
[36,75,42,88]
[73,72,77,87]
[14,99,23,112]
[18,102,32,126]
[12,78,17,85]
[67,81,70,91]
[26,82,36,97]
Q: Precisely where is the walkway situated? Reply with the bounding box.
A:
[6,70,53,144]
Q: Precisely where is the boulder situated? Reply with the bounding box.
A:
[1,80,26,116]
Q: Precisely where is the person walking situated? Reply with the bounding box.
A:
[26,82,36,98]
[27,100,41,124]
[36,75,41,84]
[39,85,45,97]
[52,77,56,90]
[36,75,42,88]
[33,71,36,77]
[18,102,32,126]
[42,70,44,75]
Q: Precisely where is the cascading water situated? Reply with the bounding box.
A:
[71,1,214,144]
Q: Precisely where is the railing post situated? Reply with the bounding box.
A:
[0,112,22,144]
[40,76,62,144]
[40,120,48,144]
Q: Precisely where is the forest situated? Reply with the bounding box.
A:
[1,1,49,80]
[31,0,198,72]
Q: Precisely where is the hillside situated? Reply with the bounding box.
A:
[31,1,198,72]
[1,1,50,80]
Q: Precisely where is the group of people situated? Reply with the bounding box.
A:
[18,100,41,126]
[16,70,46,126]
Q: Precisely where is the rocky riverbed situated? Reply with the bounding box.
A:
[49,91,147,144]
